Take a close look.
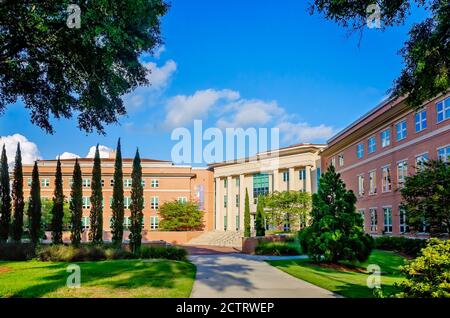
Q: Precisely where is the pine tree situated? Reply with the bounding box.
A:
[89,145,103,244]
[244,188,251,237]
[299,165,373,263]
[50,158,64,244]
[28,162,42,245]
[255,196,265,237]
[12,143,24,242]
[111,138,124,246]
[0,145,11,242]
[129,149,144,254]
[70,159,83,246]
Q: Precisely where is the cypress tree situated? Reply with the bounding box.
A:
[28,162,42,245]
[129,149,144,254]
[70,159,83,246]
[244,188,251,237]
[12,143,25,242]
[0,145,11,242]
[111,138,124,246]
[89,145,103,244]
[51,158,64,244]
[255,196,265,237]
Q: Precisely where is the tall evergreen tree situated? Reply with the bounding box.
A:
[50,158,64,244]
[89,145,103,244]
[255,197,265,237]
[12,143,24,242]
[129,149,144,254]
[28,162,42,245]
[244,188,251,237]
[70,159,83,246]
[0,145,11,242]
[111,138,125,245]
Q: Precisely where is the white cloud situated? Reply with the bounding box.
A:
[124,59,177,110]
[277,122,336,144]
[163,89,240,128]
[0,134,41,166]
[153,45,166,59]
[86,145,114,159]
[57,152,80,160]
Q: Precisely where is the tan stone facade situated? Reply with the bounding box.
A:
[21,155,214,244]
[321,93,450,237]
[210,144,325,232]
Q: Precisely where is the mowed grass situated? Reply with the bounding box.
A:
[0,259,196,298]
[268,250,406,298]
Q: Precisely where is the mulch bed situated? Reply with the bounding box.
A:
[306,262,367,273]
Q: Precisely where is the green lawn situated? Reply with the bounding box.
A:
[0,259,196,298]
[268,250,406,298]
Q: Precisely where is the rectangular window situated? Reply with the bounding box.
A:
[124,179,132,188]
[331,157,336,167]
[399,207,409,234]
[438,145,450,162]
[124,216,131,230]
[224,179,228,188]
[83,178,91,188]
[397,161,408,187]
[357,144,364,159]
[358,209,365,226]
[369,170,377,195]
[415,110,427,132]
[151,196,159,210]
[338,154,344,166]
[151,179,159,188]
[381,166,391,192]
[178,196,187,203]
[141,179,146,187]
[383,207,393,233]
[82,197,90,209]
[236,178,240,187]
[370,208,377,232]
[415,153,429,171]
[357,175,365,196]
[27,178,32,187]
[381,129,391,147]
[235,194,240,207]
[282,171,289,182]
[223,195,228,208]
[396,120,407,141]
[124,197,131,209]
[81,216,90,230]
[299,169,306,180]
[368,137,376,153]
[150,216,159,230]
[41,178,50,187]
[253,173,269,203]
[436,97,450,123]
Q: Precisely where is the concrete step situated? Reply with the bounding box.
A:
[187,230,243,248]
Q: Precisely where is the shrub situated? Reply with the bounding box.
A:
[37,245,107,262]
[395,238,450,298]
[374,236,427,257]
[255,241,300,256]
[0,242,36,261]
[104,247,135,260]
[139,246,187,261]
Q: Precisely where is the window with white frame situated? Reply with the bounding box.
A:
[381,166,392,192]
[357,175,365,196]
[83,178,91,188]
[82,197,90,209]
[369,170,377,195]
[41,178,50,187]
[370,208,377,232]
[368,137,376,153]
[124,197,131,209]
[282,171,289,182]
[151,179,159,188]
[27,178,32,187]
[178,196,187,203]
[81,216,90,230]
[397,161,408,187]
[124,216,131,230]
[415,153,429,171]
[381,129,391,147]
[141,179,146,187]
[396,120,407,141]
[150,216,159,230]
[124,179,132,188]
[399,207,409,233]
[331,157,336,167]
[383,207,393,233]
[415,109,427,132]
[338,154,344,166]
[357,144,364,159]
[151,196,159,209]
[299,169,306,180]
[436,97,450,123]
[438,145,450,162]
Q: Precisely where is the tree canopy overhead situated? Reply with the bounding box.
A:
[310,0,449,108]
[0,0,169,134]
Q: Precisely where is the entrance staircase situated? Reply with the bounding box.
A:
[186,230,243,248]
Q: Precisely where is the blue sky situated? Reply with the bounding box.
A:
[0,0,428,165]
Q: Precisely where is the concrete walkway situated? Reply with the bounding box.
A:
[189,253,340,298]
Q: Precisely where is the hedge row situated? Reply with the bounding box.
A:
[373,236,428,257]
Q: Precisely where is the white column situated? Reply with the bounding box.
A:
[227,175,235,231]
[215,177,223,231]
[273,169,279,192]
[288,167,295,191]
[239,174,245,231]
[305,166,312,193]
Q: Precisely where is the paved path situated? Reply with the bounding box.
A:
[189,253,340,298]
